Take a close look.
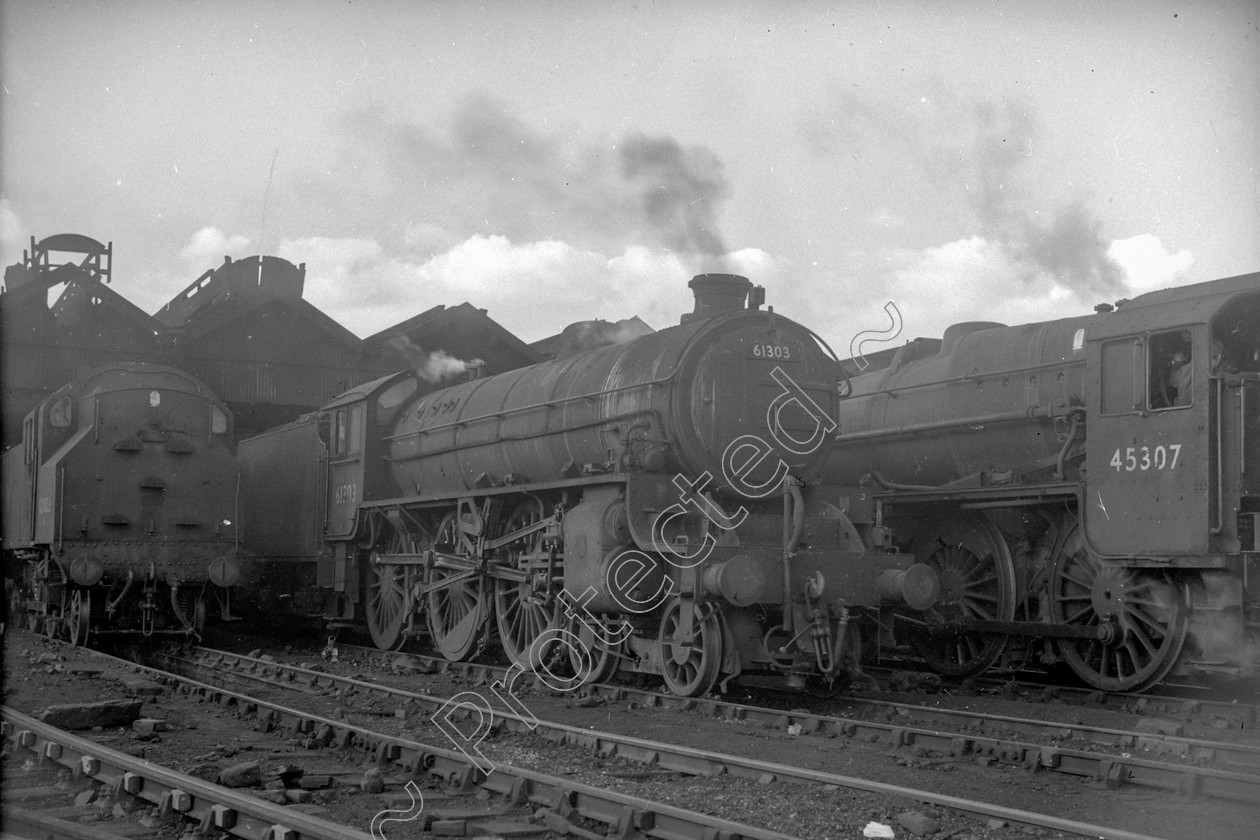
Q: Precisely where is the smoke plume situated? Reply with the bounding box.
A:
[305,95,734,263]
[619,134,729,257]
[807,90,1127,299]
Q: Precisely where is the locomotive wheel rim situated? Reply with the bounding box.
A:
[366,529,412,651]
[366,561,408,651]
[658,599,723,697]
[494,501,562,670]
[66,590,90,647]
[426,513,490,662]
[1049,519,1189,692]
[908,517,1016,677]
[567,613,620,685]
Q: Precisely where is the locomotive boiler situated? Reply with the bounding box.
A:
[824,272,1260,691]
[2,363,243,643]
[240,275,941,695]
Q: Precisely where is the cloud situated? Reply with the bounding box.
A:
[288,94,736,262]
[805,89,1126,299]
[1108,234,1194,295]
[284,232,728,339]
[867,229,1195,343]
[179,226,252,269]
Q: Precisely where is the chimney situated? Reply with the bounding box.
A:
[681,273,753,324]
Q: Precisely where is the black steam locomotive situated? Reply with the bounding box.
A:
[3,363,242,643]
[824,271,1260,690]
[239,275,940,695]
[238,270,1259,694]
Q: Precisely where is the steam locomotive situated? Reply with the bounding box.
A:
[234,269,1259,694]
[824,271,1260,690]
[2,363,243,643]
[239,275,940,695]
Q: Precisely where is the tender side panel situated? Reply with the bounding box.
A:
[239,419,326,559]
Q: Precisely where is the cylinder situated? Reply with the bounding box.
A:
[877,563,941,611]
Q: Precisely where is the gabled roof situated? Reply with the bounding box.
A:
[51,268,159,337]
[363,302,542,374]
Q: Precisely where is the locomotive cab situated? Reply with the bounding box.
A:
[1081,276,1260,682]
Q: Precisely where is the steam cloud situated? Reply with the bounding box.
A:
[386,334,484,383]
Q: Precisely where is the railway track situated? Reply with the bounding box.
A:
[321,643,1260,782]
[6,642,810,840]
[149,643,1240,839]
[862,664,1260,731]
[2,706,375,840]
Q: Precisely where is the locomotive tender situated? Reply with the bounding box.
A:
[3,363,242,643]
[825,271,1260,690]
[240,274,941,695]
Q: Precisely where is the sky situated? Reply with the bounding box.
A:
[2,1,1257,357]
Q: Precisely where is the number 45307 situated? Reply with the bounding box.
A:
[1110,444,1181,472]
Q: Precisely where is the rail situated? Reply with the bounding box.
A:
[2,705,375,840]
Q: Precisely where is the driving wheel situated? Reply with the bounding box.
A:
[426,512,490,661]
[906,515,1016,676]
[494,500,562,669]
[366,528,413,650]
[1048,516,1188,692]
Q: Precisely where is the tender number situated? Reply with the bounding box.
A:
[1109,444,1181,472]
[752,343,792,360]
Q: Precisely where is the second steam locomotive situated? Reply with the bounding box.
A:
[823,273,1260,690]
[3,363,242,643]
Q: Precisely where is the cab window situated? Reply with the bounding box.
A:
[333,408,348,456]
[1101,339,1141,415]
[331,403,364,458]
[1148,330,1192,410]
[347,403,363,456]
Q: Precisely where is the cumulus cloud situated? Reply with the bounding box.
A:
[868,231,1195,342]
[284,232,728,339]
[1108,234,1194,295]
[882,236,1077,338]
[179,226,252,270]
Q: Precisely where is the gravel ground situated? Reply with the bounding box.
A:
[5,626,1259,840]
